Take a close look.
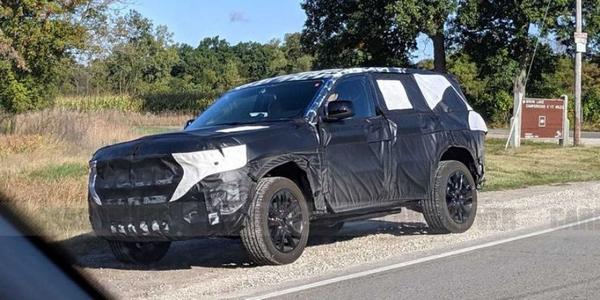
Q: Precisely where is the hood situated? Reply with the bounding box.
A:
[92,121,319,162]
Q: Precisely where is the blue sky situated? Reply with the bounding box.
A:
[130,0,433,62]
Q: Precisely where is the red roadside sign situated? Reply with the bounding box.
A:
[521,98,565,139]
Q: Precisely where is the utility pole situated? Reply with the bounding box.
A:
[561,95,569,147]
[574,0,586,146]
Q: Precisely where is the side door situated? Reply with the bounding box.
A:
[318,74,392,212]
[371,73,439,201]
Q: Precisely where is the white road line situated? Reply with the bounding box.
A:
[246,215,600,300]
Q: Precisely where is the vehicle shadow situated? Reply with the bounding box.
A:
[59,219,431,271]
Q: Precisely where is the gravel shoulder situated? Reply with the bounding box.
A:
[73,181,600,299]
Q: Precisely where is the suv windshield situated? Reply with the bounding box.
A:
[187,79,323,129]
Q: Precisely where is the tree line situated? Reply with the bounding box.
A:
[1,0,600,126]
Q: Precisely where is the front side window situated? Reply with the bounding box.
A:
[187,79,323,129]
[326,76,375,118]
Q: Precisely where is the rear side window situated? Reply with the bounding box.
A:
[413,73,469,112]
[375,79,413,110]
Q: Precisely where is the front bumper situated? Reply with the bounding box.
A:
[89,185,249,241]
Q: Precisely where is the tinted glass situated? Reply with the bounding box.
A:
[327,76,375,118]
[187,80,323,128]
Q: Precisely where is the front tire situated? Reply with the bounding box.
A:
[108,240,170,264]
[241,177,310,265]
[422,160,477,233]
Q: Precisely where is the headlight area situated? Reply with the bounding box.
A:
[203,183,246,225]
[179,170,250,228]
[88,160,102,205]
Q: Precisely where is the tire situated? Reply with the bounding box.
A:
[241,177,310,265]
[422,160,477,234]
[108,240,170,264]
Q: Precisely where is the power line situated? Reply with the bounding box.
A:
[524,0,553,89]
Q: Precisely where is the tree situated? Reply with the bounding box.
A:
[421,1,455,73]
[450,0,587,123]
[301,0,421,68]
[456,1,561,66]
[301,0,459,72]
[101,10,178,95]
[282,33,313,73]
[552,0,600,56]
[453,0,600,81]
[233,41,289,80]
[388,0,456,72]
[0,0,92,112]
[0,0,124,111]
[172,37,242,95]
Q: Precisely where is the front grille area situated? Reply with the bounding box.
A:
[94,156,183,205]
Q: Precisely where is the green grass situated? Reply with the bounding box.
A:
[28,162,88,181]
[483,138,600,191]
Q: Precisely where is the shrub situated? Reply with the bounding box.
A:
[140,90,215,113]
[55,95,143,112]
[583,88,600,127]
[0,62,54,113]
[54,90,217,114]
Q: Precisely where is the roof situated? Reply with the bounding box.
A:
[235,67,437,90]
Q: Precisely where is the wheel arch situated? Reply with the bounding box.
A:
[261,161,317,214]
[438,146,479,183]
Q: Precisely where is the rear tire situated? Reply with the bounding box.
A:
[108,240,170,264]
[241,177,310,265]
[422,160,477,234]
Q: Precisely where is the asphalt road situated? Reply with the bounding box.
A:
[487,128,600,146]
[488,128,600,139]
[264,219,600,300]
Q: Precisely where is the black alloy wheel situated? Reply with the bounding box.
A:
[268,189,304,253]
[445,170,474,224]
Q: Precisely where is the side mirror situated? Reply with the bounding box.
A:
[184,119,195,129]
[326,100,354,121]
